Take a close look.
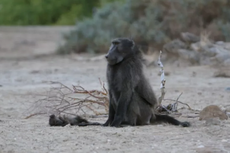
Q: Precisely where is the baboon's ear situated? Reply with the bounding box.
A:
[131,39,135,50]
[128,37,135,45]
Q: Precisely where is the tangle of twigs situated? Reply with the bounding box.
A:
[25,79,109,119]
[156,50,195,113]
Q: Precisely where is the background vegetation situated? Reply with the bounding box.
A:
[0,0,120,25]
[1,0,230,54]
[57,0,230,54]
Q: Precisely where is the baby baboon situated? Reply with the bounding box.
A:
[49,114,101,127]
[104,38,190,127]
[49,114,68,127]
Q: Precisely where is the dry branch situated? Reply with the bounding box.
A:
[157,50,166,105]
[163,99,196,111]
[171,92,183,111]
[156,51,195,113]
[26,80,109,119]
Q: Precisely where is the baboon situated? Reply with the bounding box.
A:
[104,38,190,127]
[49,114,101,127]
[49,114,68,127]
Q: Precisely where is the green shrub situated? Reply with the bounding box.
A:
[0,0,100,25]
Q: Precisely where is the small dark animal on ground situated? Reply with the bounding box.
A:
[104,38,190,127]
[49,114,101,126]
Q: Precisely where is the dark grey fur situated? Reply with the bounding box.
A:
[49,114,68,127]
[49,114,101,127]
[104,38,190,127]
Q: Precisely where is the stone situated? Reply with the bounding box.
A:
[199,105,228,120]
[181,32,200,43]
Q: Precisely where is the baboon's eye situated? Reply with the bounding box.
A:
[113,41,120,45]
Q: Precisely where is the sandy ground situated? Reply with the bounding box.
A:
[0,27,230,153]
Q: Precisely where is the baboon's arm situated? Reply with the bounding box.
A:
[103,91,115,126]
[136,78,158,107]
[111,80,133,127]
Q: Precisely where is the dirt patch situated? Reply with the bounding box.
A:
[0,27,230,153]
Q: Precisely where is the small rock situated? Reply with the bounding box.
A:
[215,41,225,45]
[203,47,218,56]
[212,52,230,62]
[181,32,200,43]
[190,42,201,52]
[227,112,230,118]
[177,49,199,63]
[30,70,40,74]
[219,105,227,112]
[163,39,187,54]
[197,145,204,148]
[223,58,230,66]
[192,71,197,77]
[199,105,228,120]
[214,73,230,78]
[196,146,226,153]
[213,68,230,78]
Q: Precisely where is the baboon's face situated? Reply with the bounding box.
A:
[50,114,55,119]
[105,38,134,65]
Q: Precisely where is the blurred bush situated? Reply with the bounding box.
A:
[58,0,230,54]
[0,0,100,25]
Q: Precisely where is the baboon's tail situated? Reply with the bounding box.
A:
[154,114,190,127]
[78,122,102,126]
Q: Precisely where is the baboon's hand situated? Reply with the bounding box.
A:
[180,121,191,127]
[78,123,88,126]
[111,116,122,127]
